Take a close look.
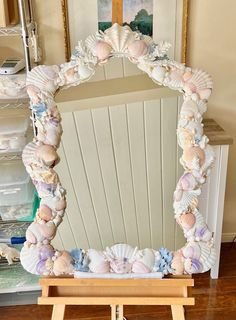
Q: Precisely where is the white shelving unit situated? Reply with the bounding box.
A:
[0,0,41,305]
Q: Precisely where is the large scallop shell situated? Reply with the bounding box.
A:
[103,23,136,53]
[20,245,41,275]
[22,142,58,168]
[105,244,138,263]
[183,69,213,99]
[26,65,59,94]
[85,36,112,62]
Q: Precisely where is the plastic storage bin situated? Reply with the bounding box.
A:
[0,115,29,153]
[0,160,34,206]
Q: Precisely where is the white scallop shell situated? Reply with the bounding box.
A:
[198,242,216,272]
[20,245,41,275]
[103,23,136,53]
[180,100,201,120]
[174,189,201,215]
[183,69,213,97]
[22,141,39,167]
[26,65,59,93]
[105,244,138,263]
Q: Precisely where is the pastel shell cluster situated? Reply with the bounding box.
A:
[20,23,216,277]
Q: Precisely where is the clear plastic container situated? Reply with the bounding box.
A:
[0,160,34,206]
[0,115,29,153]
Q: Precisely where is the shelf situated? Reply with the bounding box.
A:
[0,22,35,36]
[0,152,22,162]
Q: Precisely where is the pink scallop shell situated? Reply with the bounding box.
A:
[128,40,148,59]
[132,260,151,273]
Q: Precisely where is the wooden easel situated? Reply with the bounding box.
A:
[39,277,194,320]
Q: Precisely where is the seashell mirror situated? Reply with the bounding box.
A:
[20,24,216,278]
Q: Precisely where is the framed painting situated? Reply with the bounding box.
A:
[61,0,189,80]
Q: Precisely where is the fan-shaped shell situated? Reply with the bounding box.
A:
[103,23,136,53]
[20,245,41,275]
[183,69,213,99]
[167,69,184,89]
[22,142,40,167]
[110,259,133,274]
[105,244,138,262]
[174,189,200,215]
[26,65,59,93]
[199,242,216,272]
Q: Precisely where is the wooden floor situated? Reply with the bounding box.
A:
[1,243,236,320]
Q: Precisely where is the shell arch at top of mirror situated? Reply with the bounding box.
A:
[20,23,216,278]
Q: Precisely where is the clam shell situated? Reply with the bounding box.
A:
[182,242,201,260]
[171,252,184,275]
[199,242,216,272]
[26,222,45,244]
[103,23,135,53]
[132,261,151,273]
[128,40,148,59]
[20,245,41,275]
[177,172,198,191]
[53,251,74,276]
[38,205,53,222]
[177,213,196,231]
[88,249,110,273]
[134,248,155,271]
[180,100,200,120]
[26,65,59,93]
[38,222,56,240]
[151,66,167,83]
[182,146,205,167]
[36,144,58,167]
[105,244,138,263]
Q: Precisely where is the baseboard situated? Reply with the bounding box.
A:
[221,233,236,242]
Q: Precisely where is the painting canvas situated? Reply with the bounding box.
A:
[98,0,153,36]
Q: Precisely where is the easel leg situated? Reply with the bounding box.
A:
[118,305,124,320]
[171,305,185,320]
[111,305,117,320]
[52,304,65,320]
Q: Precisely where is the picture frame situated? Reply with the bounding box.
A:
[61,0,189,64]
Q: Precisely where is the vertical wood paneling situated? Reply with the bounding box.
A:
[91,107,127,243]
[74,110,114,247]
[127,102,151,248]
[161,97,178,250]
[56,96,184,251]
[55,143,86,250]
[109,105,139,246]
[59,113,101,249]
[144,100,163,249]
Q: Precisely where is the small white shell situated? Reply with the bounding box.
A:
[135,248,155,271]
[77,65,95,80]
[151,66,167,84]
[20,245,41,275]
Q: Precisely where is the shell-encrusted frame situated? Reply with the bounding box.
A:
[20,24,216,277]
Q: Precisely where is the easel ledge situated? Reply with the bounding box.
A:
[39,276,195,320]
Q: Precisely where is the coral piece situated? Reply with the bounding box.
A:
[0,244,20,265]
